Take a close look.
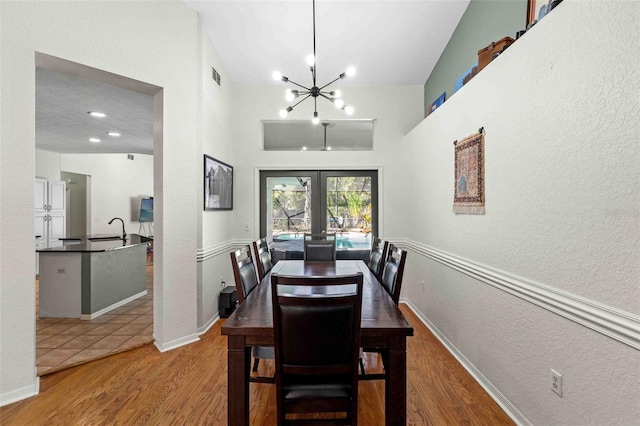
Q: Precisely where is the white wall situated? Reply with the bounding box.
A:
[35,150,61,181]
[1,0,200,404]
[60,153,153,236]
[197,26,237,330]
[230,84,423,241]
[402,1,639,424]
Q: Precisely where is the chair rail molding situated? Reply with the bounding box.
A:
[405,240,640,351]
[197,239,252,262]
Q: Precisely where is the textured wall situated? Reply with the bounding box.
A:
[1,0,200,403]
[423,0,527,116]
[404,0,639,424]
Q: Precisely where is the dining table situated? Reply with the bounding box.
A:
[221,259,414,425]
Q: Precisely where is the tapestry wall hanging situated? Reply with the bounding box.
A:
[453,129,485,215]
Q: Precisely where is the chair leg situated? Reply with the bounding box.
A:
[359,357,366,375]
[252,357,260,372]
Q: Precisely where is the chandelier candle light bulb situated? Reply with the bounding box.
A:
[273,0,356,125]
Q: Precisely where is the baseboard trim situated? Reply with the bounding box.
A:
[80,290,147,320]
[401,299,532,426]
[405,240,640,351]
[154,333,200,353]
[198,313,220,335]
[0,378,39,407]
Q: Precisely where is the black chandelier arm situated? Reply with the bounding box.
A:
[318,75,343,91]
[318,93,335,103]
[289,94,312,110]
[284,78,311,91]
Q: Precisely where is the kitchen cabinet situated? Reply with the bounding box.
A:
[35,178,66,247]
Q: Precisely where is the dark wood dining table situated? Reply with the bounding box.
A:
[221,259,414,425]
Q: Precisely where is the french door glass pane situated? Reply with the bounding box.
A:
[266,176,312,240]
[325,175,372,249]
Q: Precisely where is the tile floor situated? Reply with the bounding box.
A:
[36,258,154,376]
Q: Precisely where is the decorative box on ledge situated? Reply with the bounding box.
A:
[219,286,237,318]
[478,37,514,71]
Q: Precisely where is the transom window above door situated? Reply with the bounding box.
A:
[262,119,375,151]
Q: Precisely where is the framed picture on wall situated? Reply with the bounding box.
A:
[527,0,561,26]
[204,155,233,210]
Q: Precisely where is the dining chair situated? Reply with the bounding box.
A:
[271,272,363,425]
[303,232,337,261]
[367,237,389,281]
[252,237,274,281]
[230,245,274,381]
[360,244,407,379]
[379,244,407,305]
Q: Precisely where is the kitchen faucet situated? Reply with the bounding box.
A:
[108,217,127,240]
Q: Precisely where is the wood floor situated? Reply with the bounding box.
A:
[1,305,514,425]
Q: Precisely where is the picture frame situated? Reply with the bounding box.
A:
[204,154,233,210]
[527,0,560,27]
[426,92,446,117]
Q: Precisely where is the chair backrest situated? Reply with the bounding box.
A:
[252,238,273,281]
[271,272,363,424]
[230,245,259,303]
[303,232,337,261]
[367,237,389,280]
[380,244,407,305]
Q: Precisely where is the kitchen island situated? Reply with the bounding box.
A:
[37,234,150,319]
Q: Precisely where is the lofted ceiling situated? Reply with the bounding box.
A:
[187,0,470,86]
[35,0,469,155]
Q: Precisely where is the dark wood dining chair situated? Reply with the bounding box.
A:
[252,237,273,281]
[303,232,337,261]
[360,244,407,379]
[271,272,363,425]
[230,245,274,381]
[379,244,407,305]
[367,237,388,281]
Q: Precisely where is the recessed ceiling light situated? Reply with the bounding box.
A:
[88,137,101,143]
[107,131,121,137]
[88,111,106,118]
[301,146,307,151]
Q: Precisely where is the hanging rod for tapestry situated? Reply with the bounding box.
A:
[454,127,484,145]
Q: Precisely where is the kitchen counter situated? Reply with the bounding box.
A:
[37,233,151,253]
[37,234,149,319]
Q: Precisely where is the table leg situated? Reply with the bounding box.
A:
[227,335,250,426]
[386,336,407,425]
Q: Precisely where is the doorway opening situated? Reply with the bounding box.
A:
[34,53,162,375]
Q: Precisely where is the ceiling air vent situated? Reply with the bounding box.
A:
[212,67,221,86]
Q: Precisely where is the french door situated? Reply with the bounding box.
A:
[259,170,378,247]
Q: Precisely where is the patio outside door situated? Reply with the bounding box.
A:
[260,170,378,249]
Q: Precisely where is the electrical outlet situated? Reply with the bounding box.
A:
[244,222,250,231]
[421,280,425,292]
[57,268,66,274]
[220,276,226,289]
[551,369,562,397]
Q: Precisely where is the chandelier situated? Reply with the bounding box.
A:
[273,0,355,124]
